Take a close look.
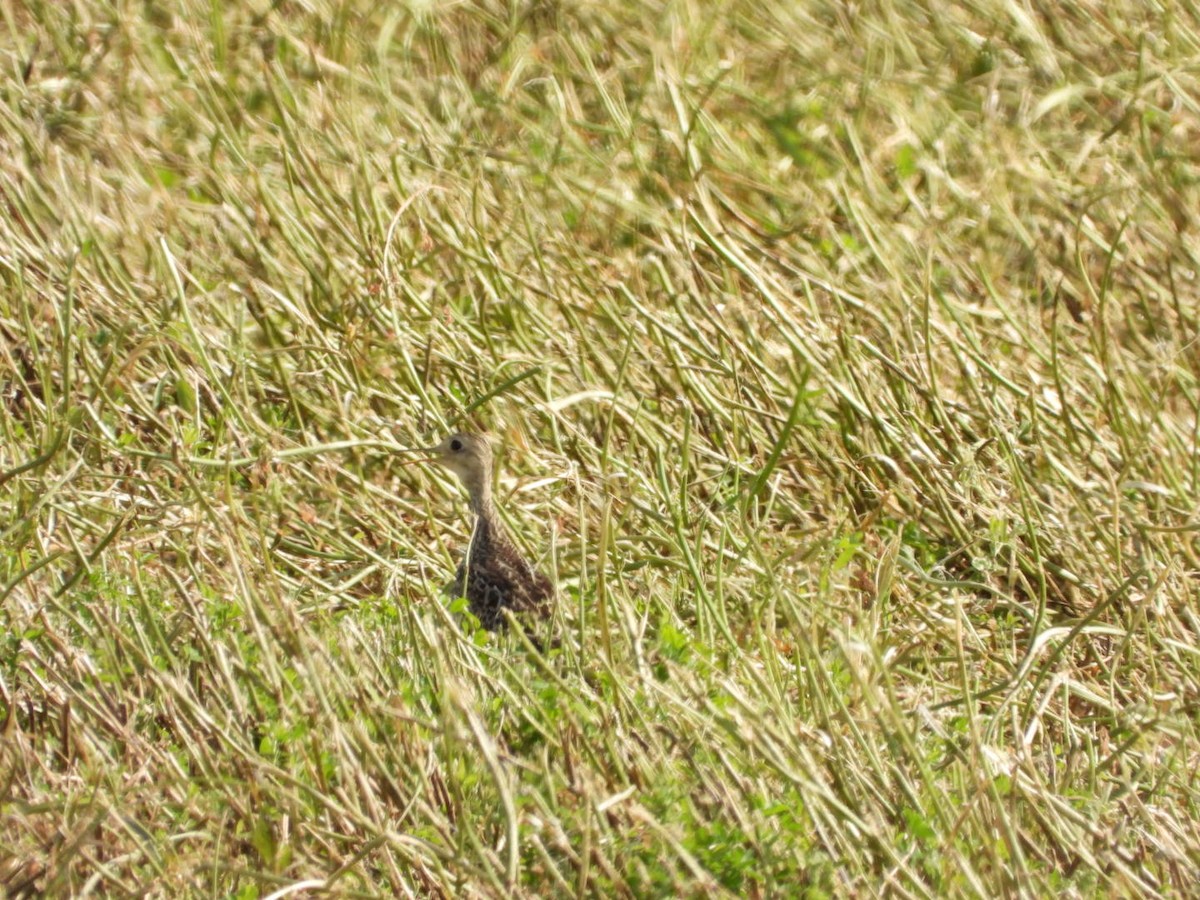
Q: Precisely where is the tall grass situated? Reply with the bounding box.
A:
[2,0,1199,895]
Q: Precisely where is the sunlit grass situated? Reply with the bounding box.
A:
[2,0,1199,895]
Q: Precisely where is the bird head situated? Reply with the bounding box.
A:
[426,432,492,483]
[402,431,494,510]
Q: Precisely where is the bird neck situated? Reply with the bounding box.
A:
[466,479,494,518]
[468,491,502,548]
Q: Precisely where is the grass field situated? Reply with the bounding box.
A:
[3,0,1200,896]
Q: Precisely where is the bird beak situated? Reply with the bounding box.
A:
[396,446,438,466]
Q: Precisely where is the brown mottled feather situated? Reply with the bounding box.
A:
[451,514,553,631]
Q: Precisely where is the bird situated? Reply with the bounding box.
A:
[403,432,553,634]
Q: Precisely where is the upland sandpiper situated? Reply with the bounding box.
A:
[405,432,553,632]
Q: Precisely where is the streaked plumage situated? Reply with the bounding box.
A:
[409,432,552,631]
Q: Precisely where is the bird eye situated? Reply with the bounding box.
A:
[450,438,463,452]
